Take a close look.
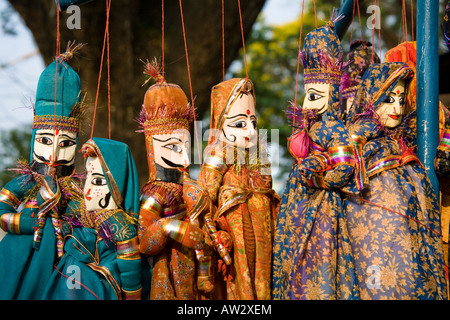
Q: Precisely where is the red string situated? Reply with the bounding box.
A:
[356,0,364,41]
[90,0,111,139]
[350,0,357,44]
[107,0,111,139]
[222,0,225,81]
[410,0,414,41]
[54,264,101,300]
[313,0,317,28]
[371,0,375,63]
[162,0,165,76]
[292,0,305,133]
[402,0,408,42]
[342,190,443,237]
[52,0,61,184]
[377,0,381,59]
[179,0,202,165]
[237,0,248,79]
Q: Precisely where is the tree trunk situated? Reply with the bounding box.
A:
[9,0,266,184]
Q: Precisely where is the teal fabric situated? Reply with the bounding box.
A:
[57,0,94,11]
[41,138,151,300]
[30,58,81,162]
[0,176,67,299]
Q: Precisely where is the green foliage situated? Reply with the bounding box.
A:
[0,127,31,188]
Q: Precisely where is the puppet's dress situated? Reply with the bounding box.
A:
[198,144,279,300]
[138,181,198,300]
[41,208,142,300]
[0,171,78,299]
[272,119,360,300]
[343,119,448,299]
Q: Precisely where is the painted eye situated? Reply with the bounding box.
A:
[399,96,405,105]
[383,96,395,103]
[307,93,323,101]
[91,178,107,186]
[36,137,52,145]
[59,140,76,148]
[228,121,247,128]
[252,120,257,129]
[164,144,182,153]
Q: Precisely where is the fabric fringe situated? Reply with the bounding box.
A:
[285,101,319,130]
[142,58,166,86]
[56,41,86,63]
[141,181,183,208]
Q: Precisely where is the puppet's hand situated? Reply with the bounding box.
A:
[36,175,60,210]
[164,220,204,250]
[298,154,329,179]
[212,230,232,265]
[0,212,38,235]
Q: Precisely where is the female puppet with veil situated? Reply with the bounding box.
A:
[344,62,447,299]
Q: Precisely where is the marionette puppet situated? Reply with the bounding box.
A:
[137,60,204,300]
[385,41,450,270]
[340,40,380,123]
[196,77,279,300]
[41,137,142,300]
[0,45,85,299]
[344,62,447,299]
[272,21,361,300]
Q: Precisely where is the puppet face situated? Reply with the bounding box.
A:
[84,156,118,211]
[303,82,331,114]
[375,80,406,129]
[33,129,77,167]
[220,92,257,149]
[152,129,191,169]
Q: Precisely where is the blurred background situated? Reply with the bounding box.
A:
[0,0,449,195]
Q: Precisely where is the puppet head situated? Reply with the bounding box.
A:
[80,137,140,238]
[351,62,414,129]
[385,41,417,113]
[208,78,257,149]
[300,21,343,120]
[341,40,380,116]
[137,59,194,184]
[31,42,84,177]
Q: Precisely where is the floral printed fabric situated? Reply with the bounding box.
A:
[272,119,360,300]
[344,125,447,299]
[343,62,447,299]
[198,144,279,300]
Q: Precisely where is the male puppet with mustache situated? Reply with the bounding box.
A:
[0,44,85,299]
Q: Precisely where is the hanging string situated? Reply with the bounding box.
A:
[356,0,364,42]
[90,0,112,139]
[222,0,225,81]
[313,0,317,28]
[350,0,357,44]
[162,0,165,76]
[52,0,62,185]
[107,0,111,139]
[237,0,249,79]
[402,0,408,43]
[410,0,414,41]
[377,0,381,59]
[371,0,375,63]
[292,0,305,132]
[179,0,202,165]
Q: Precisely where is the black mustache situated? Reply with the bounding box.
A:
[33,152,74,165]
[161,156,186,168]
